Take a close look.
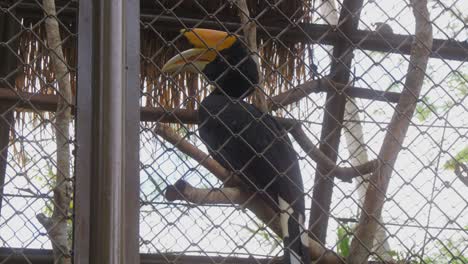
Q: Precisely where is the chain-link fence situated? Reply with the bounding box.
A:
[0,0,466,263]
[0,0,76,262]
[139,0,466,263]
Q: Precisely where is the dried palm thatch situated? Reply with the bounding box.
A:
[15,20,76,95]
[12,0,317,112]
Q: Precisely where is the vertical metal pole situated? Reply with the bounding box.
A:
[0,8,19,219]
[123,0,141,262]
[309,0,364,243]
[74,0,92,262]
[75,0,140,263]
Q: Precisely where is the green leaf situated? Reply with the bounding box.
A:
[336,225,351,258]
[448,70,468,97]
[415,97,436,122]
[444,146,468,170]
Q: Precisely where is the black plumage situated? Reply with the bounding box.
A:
[198,39,311,264]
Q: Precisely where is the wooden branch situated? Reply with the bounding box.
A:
[155,124,344,263]
[36,1,72,263]
[269,77,401,111]
[454,163,468,187]
[165,179,247,205]
[318,2,393,256]
[154,125,241,186]
[348,0,433,262]
[268,78,329,111]
[290,127,379,182]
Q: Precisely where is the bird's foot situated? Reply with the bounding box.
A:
[165,179,189,201]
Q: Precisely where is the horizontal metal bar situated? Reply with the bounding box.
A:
[0,248,396,264]
[0,248,282,264]
[3,1,466,61]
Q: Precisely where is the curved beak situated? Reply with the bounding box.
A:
[181,28,237,51]
[162,28,238,75]
[162,48,217,74]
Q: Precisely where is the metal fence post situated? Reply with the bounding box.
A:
[75,0,140,263]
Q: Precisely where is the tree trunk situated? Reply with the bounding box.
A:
[348,0,432,262]
[318,0,393,259]
[36,1,73,263]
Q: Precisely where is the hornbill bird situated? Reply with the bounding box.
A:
[162,28,311,264]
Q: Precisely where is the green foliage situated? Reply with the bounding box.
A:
[444,146,468,170]
[447,70,468,97]
[384,237,467,264]
[336,224,352,258]
[413,68,467,122]
[237,221,281,254]
[415,97,436,122]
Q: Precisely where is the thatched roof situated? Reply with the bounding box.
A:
[11,0,316,111]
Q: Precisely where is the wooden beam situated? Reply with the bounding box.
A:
[0,82,401,120]
[5,1,467,61]
[308,0,364,244]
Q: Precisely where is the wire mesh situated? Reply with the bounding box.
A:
[0,0,466,263]
[139,0,467,263]
[0,0,76,262]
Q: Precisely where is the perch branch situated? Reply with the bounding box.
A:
[155,124,344,263]
[154,125,241,186]
[269,77,329,111]
[348,0,433,263]
[290,127,379,182]
[165,179,248,205]
[454,163,468,187]
[35,0,73,263]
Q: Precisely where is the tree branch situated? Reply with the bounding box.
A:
[36,1,73,263]
[165,179,248,205]
[155,124,345,263]
[154,125,241,187]
[348,0,433,262]
[268,77,329,111]
[289,127,379,182]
